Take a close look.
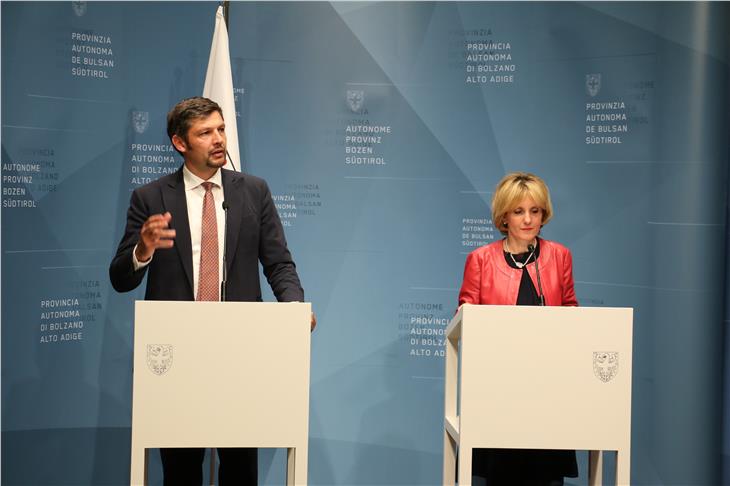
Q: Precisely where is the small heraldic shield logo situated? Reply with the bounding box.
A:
[593,351,618,382]
[346,89,365,113]
[586,73,601,97]
[132,111,150,134]
[72,1,87,17]
[147,344,173,375]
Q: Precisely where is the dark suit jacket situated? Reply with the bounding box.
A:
[109,167,304,303]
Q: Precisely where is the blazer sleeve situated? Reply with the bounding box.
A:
[109,189,150,293]
[561,249,578,307]
[256,180,304,302]
[458,251,482,306]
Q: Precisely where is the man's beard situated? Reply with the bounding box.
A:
[206,151,227,168]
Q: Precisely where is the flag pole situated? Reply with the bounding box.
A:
[204,3,240,171]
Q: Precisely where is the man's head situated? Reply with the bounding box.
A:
[167,97,226,180]
[167,97,227,179]
[167,97,224,153]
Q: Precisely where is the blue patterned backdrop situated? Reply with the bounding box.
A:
[2,2,729,485]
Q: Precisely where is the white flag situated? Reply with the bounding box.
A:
[203,6,240,171]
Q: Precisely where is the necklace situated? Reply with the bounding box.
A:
[504,240,535,269]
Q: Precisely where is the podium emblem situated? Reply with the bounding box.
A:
[147,344,173,375]
[593,351,618,382]
[346,90,365,113]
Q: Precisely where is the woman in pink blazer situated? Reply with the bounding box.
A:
[458,172,578,485]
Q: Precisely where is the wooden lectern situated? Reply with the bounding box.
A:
[130,301,311,486]
[443,304,633,486]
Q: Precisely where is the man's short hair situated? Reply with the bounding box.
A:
[166,97,223,149]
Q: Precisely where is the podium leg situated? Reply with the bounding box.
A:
[442,430,457,485]
[457,445,471,486]
[130,442,146,486]
[209,448,216,486]
[589,450,603,486]
[287,446,308,485]
[286,448,295,486]
[615,450,630,486]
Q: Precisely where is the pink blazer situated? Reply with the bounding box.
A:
[458,238,578,307]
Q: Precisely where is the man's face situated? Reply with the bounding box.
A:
[172,111,227,178]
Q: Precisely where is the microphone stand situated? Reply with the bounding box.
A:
[221,201,229,302]
[528,243,545,306]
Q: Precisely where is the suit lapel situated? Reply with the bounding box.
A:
[162,168,194,294]
[222,169,244,275]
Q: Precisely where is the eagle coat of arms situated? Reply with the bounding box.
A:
[132,111,150,134]
[593,351,618,382]
[586,73,601,97]
[346,89,365,113]
[147,344,173,375]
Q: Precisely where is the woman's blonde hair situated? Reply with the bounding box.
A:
[491,172,553,235]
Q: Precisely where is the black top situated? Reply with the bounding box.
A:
[503,238,541,306]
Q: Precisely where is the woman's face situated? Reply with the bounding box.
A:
[504,196,543,246]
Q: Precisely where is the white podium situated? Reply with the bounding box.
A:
[130,301,311,486]
[443,304,633,486]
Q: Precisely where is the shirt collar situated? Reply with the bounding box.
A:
[182,164,222,191]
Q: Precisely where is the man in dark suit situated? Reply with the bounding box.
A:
[110,97,314,485]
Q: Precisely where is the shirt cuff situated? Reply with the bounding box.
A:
[132,244,152,271]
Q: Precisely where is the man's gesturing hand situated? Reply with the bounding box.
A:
[135,212,175,263]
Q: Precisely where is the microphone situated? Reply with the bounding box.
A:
[221,201,229,302]
[528,243,545,306]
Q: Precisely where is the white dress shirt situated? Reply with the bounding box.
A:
[133,165,226,299]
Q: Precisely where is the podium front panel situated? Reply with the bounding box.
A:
[459,305,632,452]
[131,301,311,449]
